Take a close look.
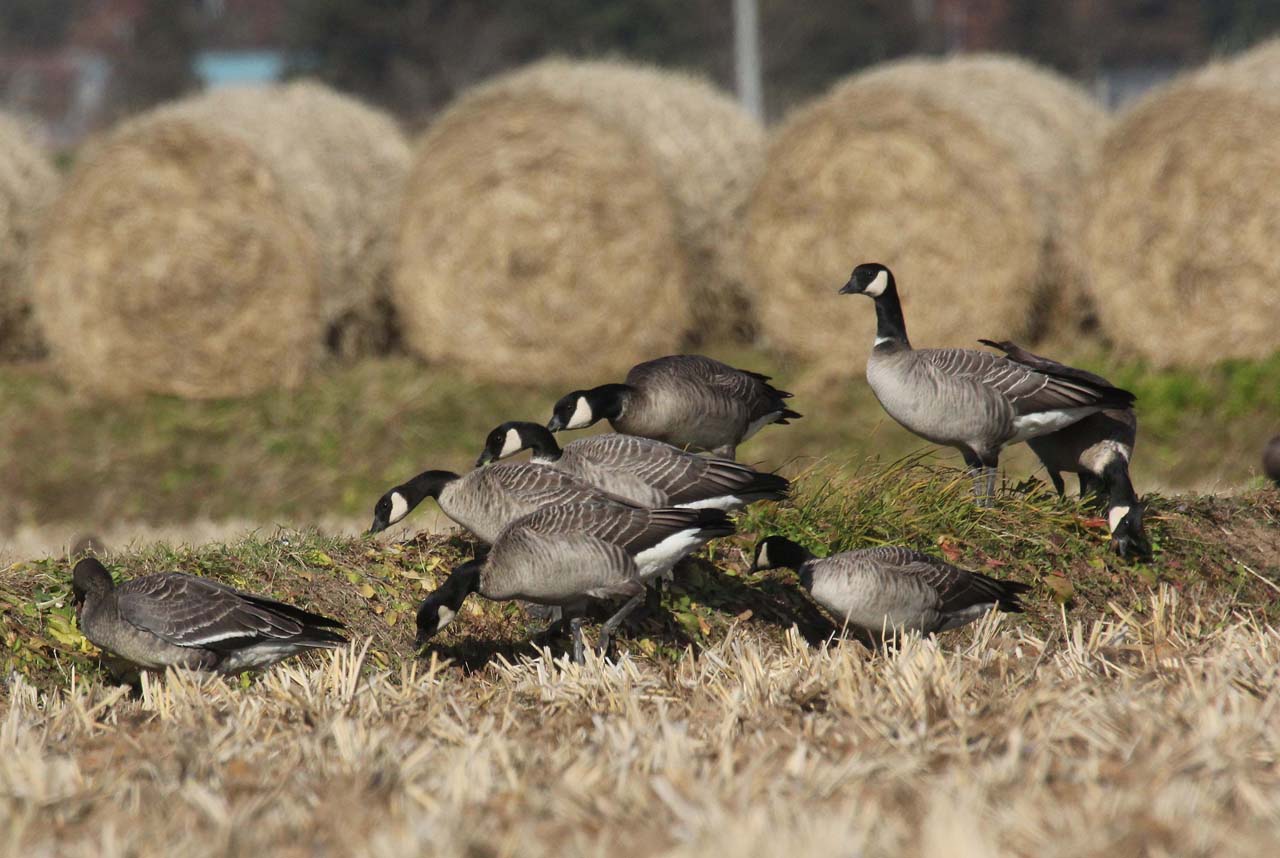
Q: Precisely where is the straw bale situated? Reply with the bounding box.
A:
[1082,46,1280,365]
[746,54,1106,373]
[394,59,764,383]
[0,114,57,360]
[33,82,410,397]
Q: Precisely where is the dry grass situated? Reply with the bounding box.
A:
[32,82,409,398]
[394,59,763,383]
[2,471,1278,853]
[746,54,1106,375]
[0,113,57,361]
[1081,44,1280,367]
[4,588,1280,856]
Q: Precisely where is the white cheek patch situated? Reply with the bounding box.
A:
[1108,505,1130,533]
[863,269,889,297]
[435,605,457,630]
[756,544,770,568]
[500,427,523,459]
[389,492,410,525]
[567,397,594,430]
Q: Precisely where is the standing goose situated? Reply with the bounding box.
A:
[545,354,800,459]
[416,502,735,661]
[72,558,347,677]
[980,339,1151,559]
[367,463,633,543]
[751,536,1030,644]
[839,263,1136,505]
[475,421,791,510]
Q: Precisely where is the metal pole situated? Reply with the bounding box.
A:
[733,0,764,120]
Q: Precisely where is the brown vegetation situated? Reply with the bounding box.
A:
[0,113,57,361]
[32,82,409,398]
[746,53,1106,374]
[394,59,764,384]
[4,589,1280,856]
[1082,40,1280,366]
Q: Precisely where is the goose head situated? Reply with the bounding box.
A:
[72,557,114,614]
[1108,501,1152,561]
[476,421,559,467]
[547,384,629,432]
[839,262,894,298]
[750,536,816,572]
[368,470,459,534]
[415,560,482,646]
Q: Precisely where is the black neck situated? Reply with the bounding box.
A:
[440,561,482,603]
[872,281,910,348]
[1102,459,1139,510]
[523,424,564,462]
[591,384,632,421]
[402,469,460,503]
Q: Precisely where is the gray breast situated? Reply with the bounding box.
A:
[866,349,1012,451]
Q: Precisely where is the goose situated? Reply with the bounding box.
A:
[545,354,801,459]
[980,339,1151,559]
[838,263,1136,505]
[368,463,633,543]
[1266,436,1280,486]
[72,558,347,677]
[475,421,791,510]
[750,536,1030,644]
[416,502,735,661]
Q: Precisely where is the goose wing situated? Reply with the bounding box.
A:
[629,355,798,424]
[569,435,787,505]
[517,501,734,553]
[489,462,636,508]
[978,339,1116,389]
[859,546,1029,613]
[116,574,345,651]
[919,347,1134,416]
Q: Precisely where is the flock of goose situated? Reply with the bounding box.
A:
[74,263,1162,677]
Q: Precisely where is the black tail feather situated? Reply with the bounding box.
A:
[994,579,1032,613]
[241,593,346,630]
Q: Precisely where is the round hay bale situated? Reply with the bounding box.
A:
[0,114,58,361]
[33,81,410,398]
[394,59,764,383]
[745,54,1107,374]
[1081,48,1280,366]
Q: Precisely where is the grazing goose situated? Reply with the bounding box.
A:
[475,421,791,510]
[980,339,1151,559]
[416,502,735,661]
[751,536,1030,644]
[72,558,347,676]
[368,464,632,543]
[545,354,800,459]
[1266,436,1280,486]
[838,263,1136,505]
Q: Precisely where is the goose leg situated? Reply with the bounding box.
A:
[597,593,646,658]
[960,448,992,506]
[570,617,585,664]
[975,450,999,508]
[1048,470,1066,497]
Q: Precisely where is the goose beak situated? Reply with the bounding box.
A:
[367,517,388,536]
[546,415,566,432]
[475,450,494,468]
[838,278,859,295]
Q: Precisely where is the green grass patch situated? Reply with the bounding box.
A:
[5,466,1276,692]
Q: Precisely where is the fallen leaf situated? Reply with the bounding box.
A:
[1043,573,1075,604]
[357,583,376,599]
